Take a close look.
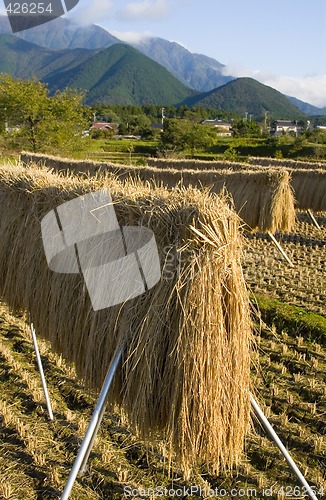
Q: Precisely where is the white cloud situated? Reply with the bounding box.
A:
[111,30,153,44]
[222,65,326,108]
[70,0,114,26]
[262,75,326,109]
[116,0,171,22]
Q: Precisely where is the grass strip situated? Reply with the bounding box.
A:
[252,293,326,345]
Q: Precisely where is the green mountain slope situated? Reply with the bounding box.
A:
[182,77,305,119]
[0,34,98,79]
[44,43,195,105]
[0,34,51,77]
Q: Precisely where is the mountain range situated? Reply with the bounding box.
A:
[0,15,325,116]
[0,34,194,105]
[0,15,231,92]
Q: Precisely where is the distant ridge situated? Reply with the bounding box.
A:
[132,37,232,91]
[287,96,326,116]
[182,78,305,119]
[5,15,120,49]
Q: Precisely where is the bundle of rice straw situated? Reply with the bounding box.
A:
[248,156,326,170]
[0,162,252,475]
[291,169,326,211]
[21,153,295,233]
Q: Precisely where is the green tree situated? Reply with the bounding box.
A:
[160,119,218,153]
[183,123,218,152]
[306,128,326,144]
[0,75,88,153]
[159,118,186,150]
[232,119,261,137]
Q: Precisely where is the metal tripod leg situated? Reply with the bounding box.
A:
[30,323,54,421]
[307,210,321,230]
[268,232,294,267]
[250,394,318,500]
[60,345,123,500]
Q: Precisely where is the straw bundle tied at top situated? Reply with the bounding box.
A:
[0,163,252,474]
[21,153,295,233]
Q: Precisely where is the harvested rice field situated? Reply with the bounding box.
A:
[0,303,325,499]
[243,211,326,316]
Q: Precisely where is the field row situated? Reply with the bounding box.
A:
[243,212,326,316]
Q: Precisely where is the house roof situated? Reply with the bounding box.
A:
[90,122,118,130]
[201,119,232,127]
[272,120,296,127]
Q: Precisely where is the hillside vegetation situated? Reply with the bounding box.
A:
[182,78,305,119]
[0,34,96,80]
[45,44,195,105]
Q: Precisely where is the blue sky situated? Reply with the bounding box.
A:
[1,0,326,106]
[70,0,326,107]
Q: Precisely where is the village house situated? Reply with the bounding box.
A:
[201,119,233,136]
[270,120,303,136]
[89,122,119,133]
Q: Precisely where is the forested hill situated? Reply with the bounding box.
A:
[182,77,305,119]
[44,43,195,105]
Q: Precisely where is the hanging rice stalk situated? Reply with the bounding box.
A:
[291,169,326,212]
[248,156,326,170]
[0,162,252,475]
[20,153,295,233]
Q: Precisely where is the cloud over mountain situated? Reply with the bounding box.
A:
[222,65,326,108]
[111,30,153,44]
[262,74,326,108]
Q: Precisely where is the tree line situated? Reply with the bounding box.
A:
[1,75,325,158]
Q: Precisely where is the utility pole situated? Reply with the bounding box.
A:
[4,107,8,133]
[264,111,269,131]
[161,107,165,126]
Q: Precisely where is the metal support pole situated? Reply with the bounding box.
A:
[268,232,294,267]
[250,394,318,500]
[60,345,123,500]
[30,324,54,421]
[307,210,321,230]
